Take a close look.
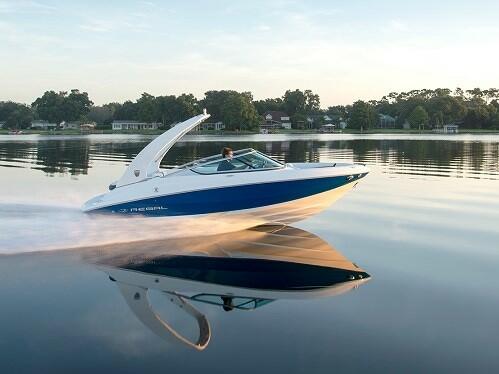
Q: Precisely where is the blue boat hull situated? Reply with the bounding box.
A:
[94,175,361,217]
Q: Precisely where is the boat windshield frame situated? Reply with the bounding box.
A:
[188,293,274,310]
[173,148,284,175]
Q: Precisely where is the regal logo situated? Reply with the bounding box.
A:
[117,206,168,213]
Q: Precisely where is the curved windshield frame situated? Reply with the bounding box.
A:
[189,294,273,310]
[182,148,284,175]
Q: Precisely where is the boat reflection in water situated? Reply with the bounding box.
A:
[86,225,370,351]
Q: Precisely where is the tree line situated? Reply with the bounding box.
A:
[348,88,499,130]
[1,87,499,130]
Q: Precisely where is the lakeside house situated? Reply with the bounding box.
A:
[0,121,5,129]
[31,120,57,130]
[306,116,313,128]
[307,114,345,130]
[80,123,96,131]
[319,124,337,133]
[434,124,459,134]
[306,116,317,129]
[261,111,292,131]
[322,114,344,127]
[194,121,225,131]
[444,124,459,133]
[378,114,396,128]
[60,121,80,129]
[112,120,161,130]
[58,121,97,130]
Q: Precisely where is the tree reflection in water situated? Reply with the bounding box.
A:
[0,136,497,179]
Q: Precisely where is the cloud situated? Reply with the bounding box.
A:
[79,20,112,33]
[0,20,61,46]
[462,25,499,35]
[256,24,271,32]
[0,0,55,14]
[78,8,155,34]
[388,19,409,32]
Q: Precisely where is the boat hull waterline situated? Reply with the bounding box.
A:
[84,171,367,218]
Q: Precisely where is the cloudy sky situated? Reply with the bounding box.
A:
[1,0,498,107]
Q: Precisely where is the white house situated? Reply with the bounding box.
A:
[262,111,292,130]
[307,114,343,129]
[60,121,80,129]
[433,124,459,134]
[443,124,459,133]
[319,124,336,133]
[195,121,225,131]
[31,120,57,130]
[0,121,6,129]
[112,120,161,130]
[80,123,96,131]
[306,116,315,129]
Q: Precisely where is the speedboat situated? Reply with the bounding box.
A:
[82,111,369,223]
[86,224,370,350]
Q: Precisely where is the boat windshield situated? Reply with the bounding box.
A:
[188,149,283,174]
[189,294,273,310]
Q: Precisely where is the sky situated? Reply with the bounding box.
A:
[1,0,499,107]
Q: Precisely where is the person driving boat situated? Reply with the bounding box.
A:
[217,147,235,171]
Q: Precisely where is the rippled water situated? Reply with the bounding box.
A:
[1,134,498,373]
[1,134,498,180]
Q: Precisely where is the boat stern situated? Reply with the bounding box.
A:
[81,193,109,213]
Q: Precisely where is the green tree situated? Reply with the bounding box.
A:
[151,93,199,127]
[114,100,138,120]
[431,111,444,128]
[483,88,499,103]
[408,105,429,129]
[304,89,320,113]
[202,90,235,121]
[176,93,199,119]
[466,88,484,100]
[463,105,490,129]
[63,89,93,121]
[426,95,466,126]
[291,113,307,129]
[102,102,122,117]
[283,89,307,116]
[155,95,178,126]
[31,91,65,123]
[136,92,157,123]
[32,89,92,123]
[489,110,499,129]
[220,92,260,131]
[349,101,376,130]
[0,101,33,128]
[254,98,283,114]
[327,105,349,119]
[87,106,114,126]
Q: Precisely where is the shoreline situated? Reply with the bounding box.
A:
[2,128,499,136]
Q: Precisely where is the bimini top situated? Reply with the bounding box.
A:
[115,111,211,188]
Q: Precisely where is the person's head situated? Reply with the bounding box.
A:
[222,147,233,159]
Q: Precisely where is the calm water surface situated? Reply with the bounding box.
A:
[1,133,498,373]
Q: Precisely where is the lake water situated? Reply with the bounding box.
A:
[1,133,498,373]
